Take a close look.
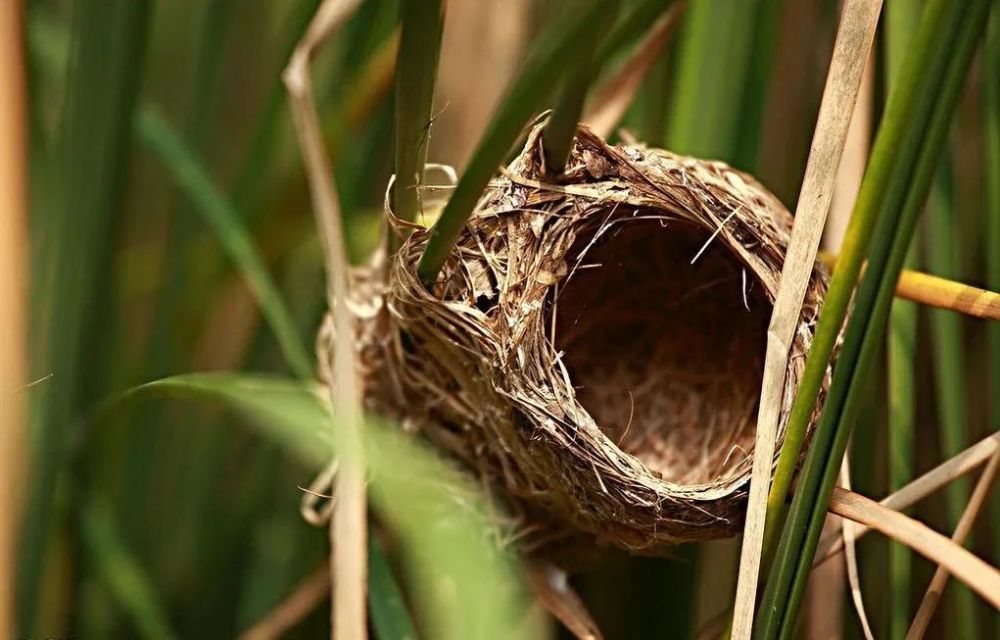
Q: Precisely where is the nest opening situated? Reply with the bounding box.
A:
[552,216,770,487]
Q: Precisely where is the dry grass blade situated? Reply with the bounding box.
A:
[817,251,1000,320]
[584,3,683,139]
[731,1,883,635]
[0,1,27,636]
[527,563,604,640]
[817,430,1000,563]
[283,0,367,638]
[905,451,1000,639]
[838,458,874,640]
[827,488,1000,609]
[240,567,330,640]
[893,269,1000,320]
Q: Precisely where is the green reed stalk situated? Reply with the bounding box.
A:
[417,0,618,285]
[392,0,445,232]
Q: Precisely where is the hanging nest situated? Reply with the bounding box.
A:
[339,124,831,554]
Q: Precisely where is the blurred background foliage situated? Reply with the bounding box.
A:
[13,0,998,638]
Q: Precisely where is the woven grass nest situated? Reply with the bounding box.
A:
[349,124,830,554]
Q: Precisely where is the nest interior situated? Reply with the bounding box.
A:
[554,216,771,488]
[357,124,829,552]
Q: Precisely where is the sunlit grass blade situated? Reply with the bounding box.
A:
[757,1,992,635]
[392,0,444,232]
[136,107,313,380]
[82,501,177,640]
[18,0,151,631]
[368,533,418,640]
[416,0,624,285]
[884,3,920,637]
[0,2,28,636]
[760,0,965,567]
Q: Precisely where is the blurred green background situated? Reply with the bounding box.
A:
[10,0,999,638]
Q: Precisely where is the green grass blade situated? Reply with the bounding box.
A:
[757,1,992,635]
[542,55,597,174]
[135,107,313,380]
[925,165,978,637]
[760,0,964,566]
[392,0,445,228]
[416,0,622,285]
[732,0,782,170]
[82,501,177,640]
[595,0,674,66]
[120,372,537,639]
[985,8,1000,629]
[884,3,921,637]
[368,533,419,640]
[18,0,151,631]
[666,0,758,161]
[231,0,323,213]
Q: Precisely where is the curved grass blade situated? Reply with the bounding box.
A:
[392,0,445,230]
[416,0,623,285]
[757,1,993,635]
[120,372,540,639]
[136,107,313,380]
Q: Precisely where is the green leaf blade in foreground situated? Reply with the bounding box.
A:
[124,372,541,639]
[135,108,314,380]
[757,0,992,635]
[416,0,621,285]
[393,0,445,231]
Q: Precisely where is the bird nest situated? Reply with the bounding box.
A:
[345,124,829,553]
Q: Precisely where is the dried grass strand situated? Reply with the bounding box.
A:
[828,488,1000,609]
[905,451,1000,639]
[817,430,1000,563]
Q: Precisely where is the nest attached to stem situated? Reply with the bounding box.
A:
[348,125,829,553]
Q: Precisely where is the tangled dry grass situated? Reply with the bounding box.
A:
[334,124,831,553]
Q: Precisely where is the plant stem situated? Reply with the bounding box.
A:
[884,3,921,637]
[983,11,1000,634]
[760,0,961,571]
[392,0,445,236]
[757,1,991,635]
[416,0,618,286]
